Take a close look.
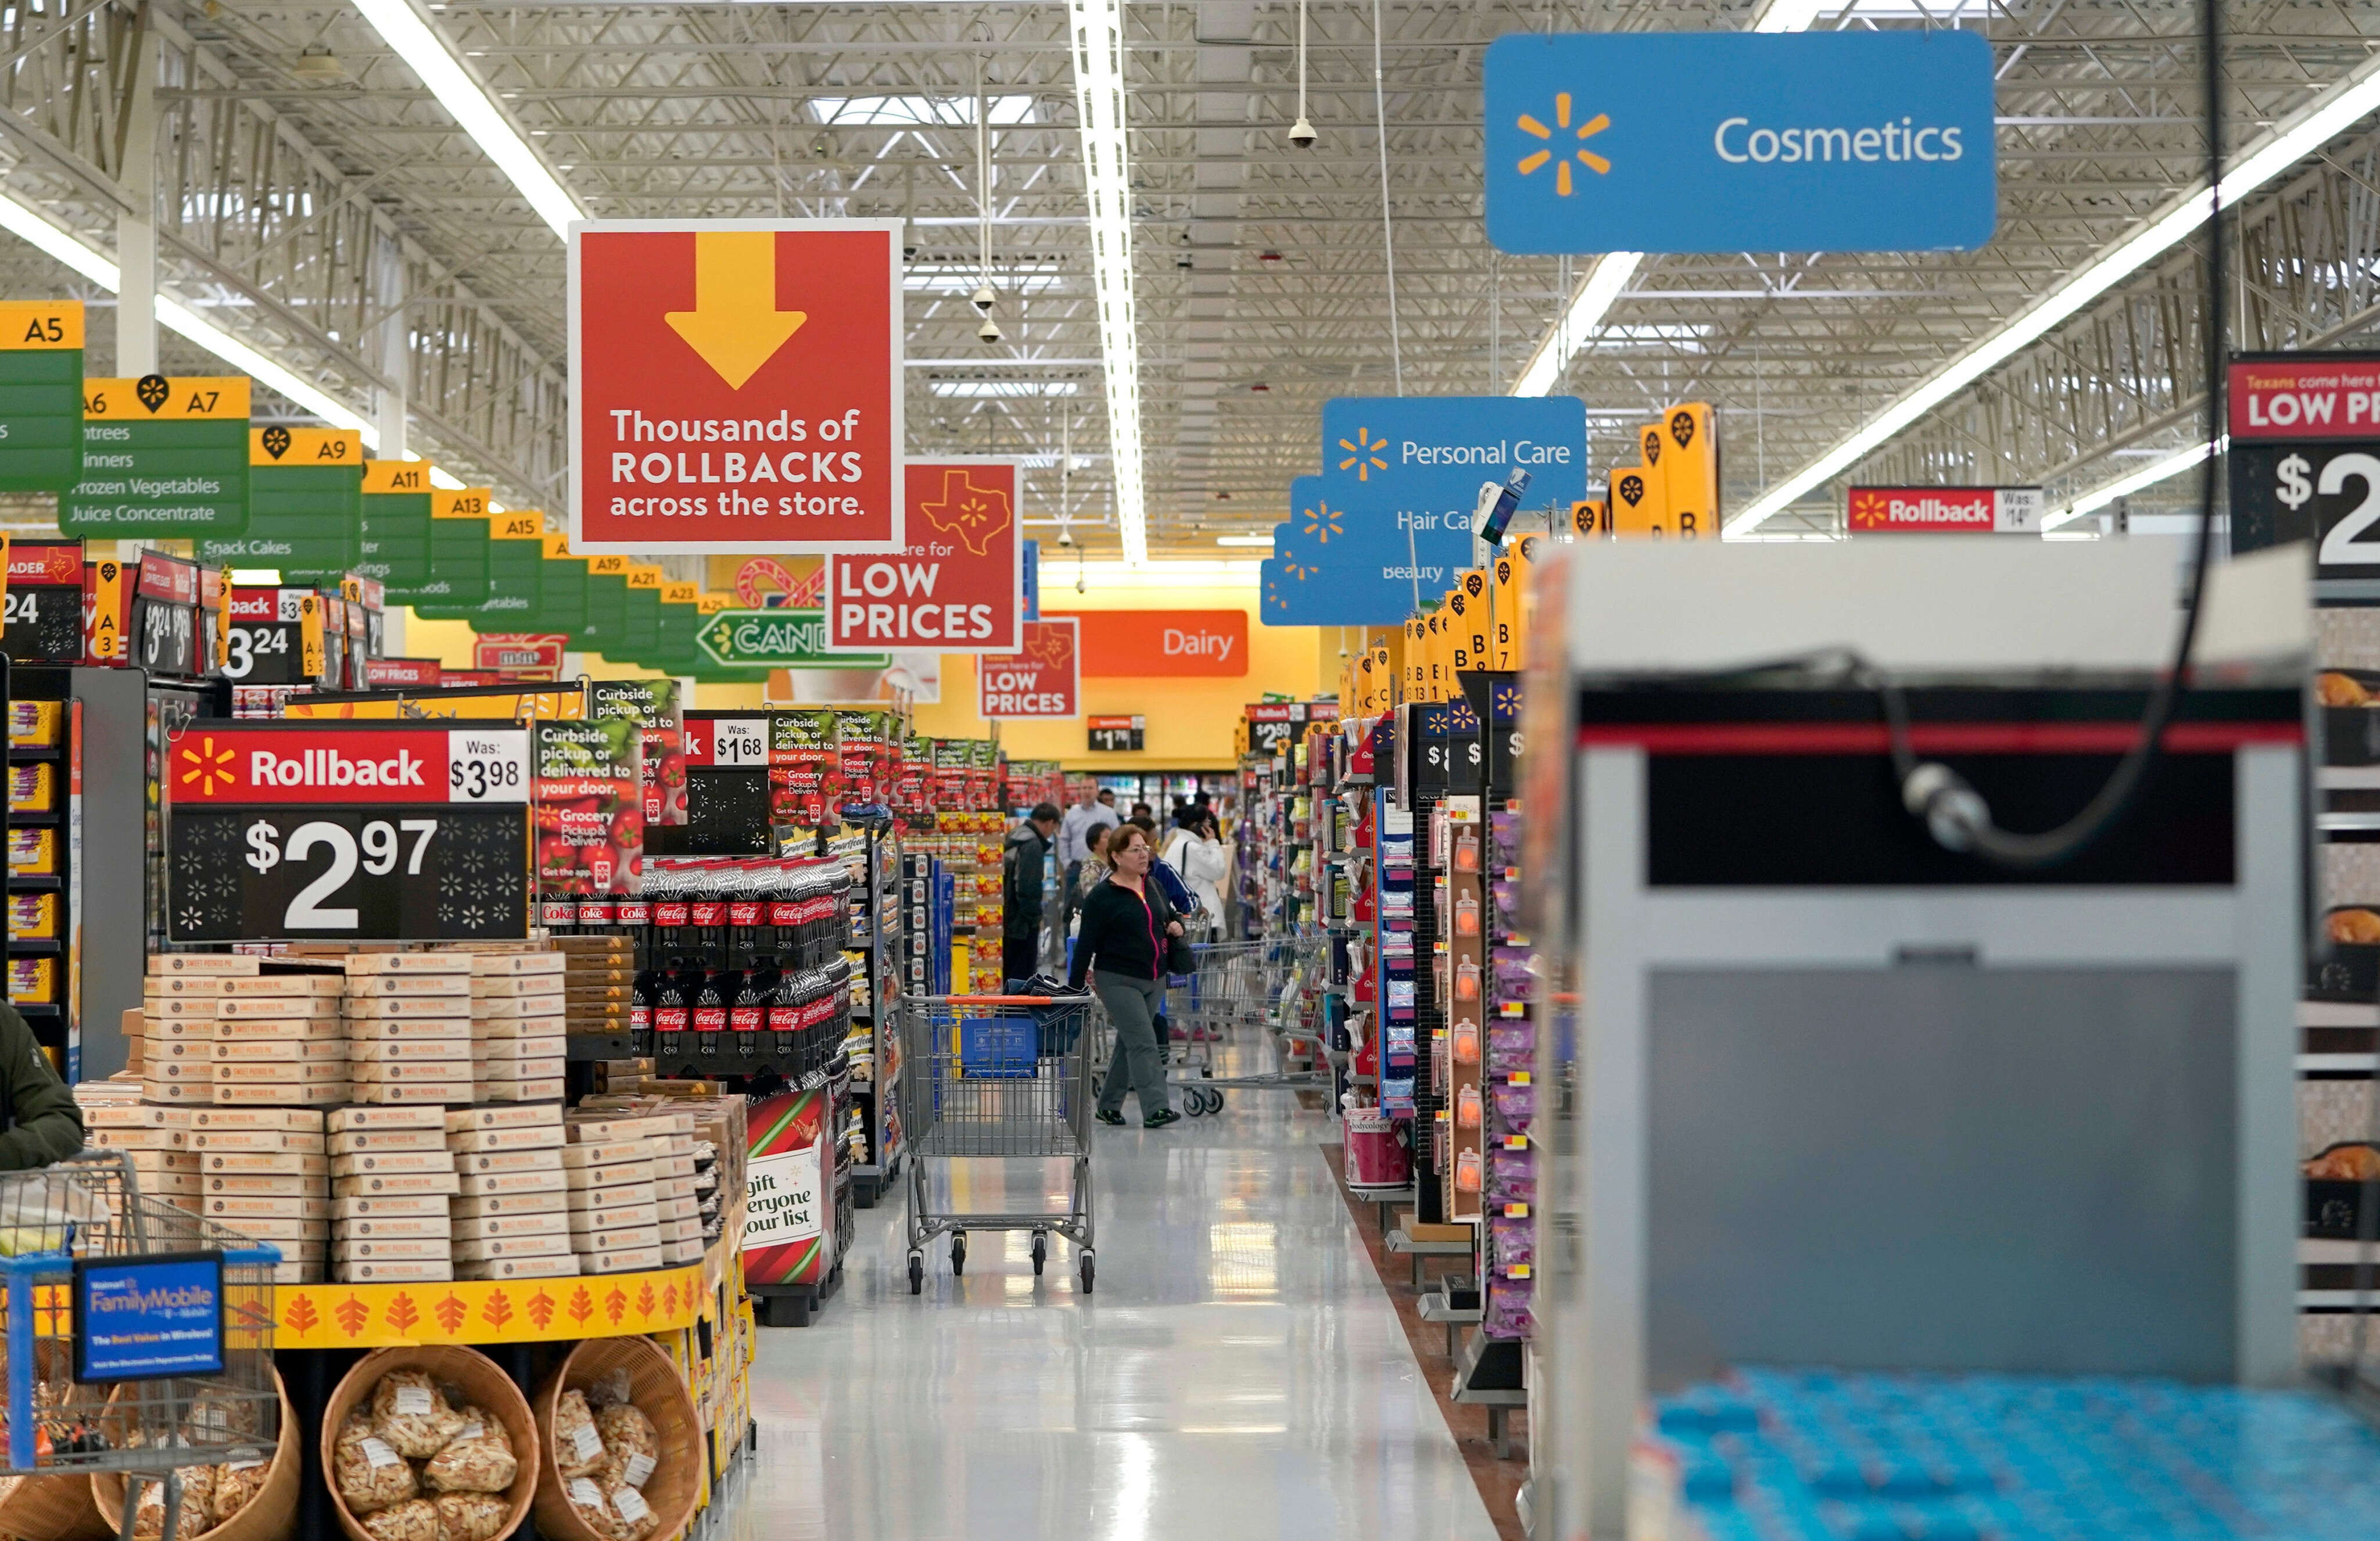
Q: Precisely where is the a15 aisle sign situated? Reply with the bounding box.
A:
[165,723,531,942]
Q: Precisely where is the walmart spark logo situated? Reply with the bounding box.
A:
[1301,501,1345,544]
[1337,427,1389,482]
[1516,94,1610,196]
[1281,555,1320,583]
[178,735,238,795]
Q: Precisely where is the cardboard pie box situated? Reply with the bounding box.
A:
[469,974,567,999]
[343,1017,477,1043]
[203,1018,335,1041]
[214,1061,348,1084]
[470,953,566,977]
[210,1040,347,1064]
[580,1244,664,1275]
[350,1081,479,1106]
[449,1124,564,1153]
[451,1210,569,1241]
[343,995,475,1022]
[147,954,260,977]
[474,994,567,1021]
[82,1103,195,1129]
[338,1259,455,1282]
[350,1039,471,1065]
[343,952,473,976]
[570,1198,659,1233]
[481,1059,565,1083]
[331,1194,454,1220]
[445,1104,563,1133]
[328,1128,450,1157]
[346,973,472,998]
[86,1126,186,1151]
[330,1151,454,1178]
[203,1194,332,1221]
[331,1237,451,1263]
[329,1105,447,1133]
[568,1223,661,1255]
[217,1083,354,1106]
[565,1174,656,1207]
[455,1255,579,1281]
[479,1037,567,1063]
[452,1234,574,1263]
[331,1170,462,1198]
[204,1173,316,1196]
[568,1114,676,1144]
[451,1190,568,1220]
[191,1128,327,1154]
[452,1148,564,1177]
[558,1139,650,1171]
[336,1213,453,1240]
[352,1062,475,1086]
[149,973,342,998]
[199,1151,328,1177]
[192,1108,327,1132]
[479,1078,566,1102]
[661,1239,704,1266]
[456,1169,568,1199]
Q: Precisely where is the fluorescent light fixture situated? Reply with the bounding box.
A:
[1069,0,1148,566]
[1511,252,1643,396]
[1214,534,1275,546]
[811,95,1037,127]
[926,378,1080,398]
[1729,48,2380,536]
[349,0,585,240]
[2040,438,2221,531]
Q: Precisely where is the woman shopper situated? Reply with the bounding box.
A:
[1161,811,1231,940]
[1068,823,1184,1128]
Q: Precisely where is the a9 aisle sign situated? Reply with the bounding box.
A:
[166,723,531,942]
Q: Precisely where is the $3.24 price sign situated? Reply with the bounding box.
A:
[165,723,531,942]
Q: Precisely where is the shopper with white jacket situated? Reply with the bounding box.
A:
[1162,810,1231,938]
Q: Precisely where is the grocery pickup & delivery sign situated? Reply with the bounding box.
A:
[1484,31,1995,255]
[569,220,904,554]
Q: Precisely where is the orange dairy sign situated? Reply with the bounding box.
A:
[1046,609,1248,677]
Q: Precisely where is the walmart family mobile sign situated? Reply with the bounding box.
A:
[1484,31,1995,254]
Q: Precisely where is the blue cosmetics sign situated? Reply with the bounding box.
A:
[1261,396,1586,626]
[1484,31,1997,255]
[73,1252,227,1382]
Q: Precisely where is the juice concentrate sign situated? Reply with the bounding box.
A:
[568,220,904,554]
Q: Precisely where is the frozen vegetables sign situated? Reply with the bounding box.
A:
[533,719,643,896]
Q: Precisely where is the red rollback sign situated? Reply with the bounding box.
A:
[826,459,1021,652]
[569,220,905,554]
[1845,486,2041,534]
[977,618,1080,719]
[165,724,532,807]
[2230,355,2380,441]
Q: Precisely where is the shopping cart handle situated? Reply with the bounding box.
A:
[933,993,1095,1006]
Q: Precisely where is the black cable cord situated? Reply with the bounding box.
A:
[1886,0,2227,870]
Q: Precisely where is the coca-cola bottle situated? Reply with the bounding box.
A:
[734,958,775,1060]
[630,963,659,1057]
[773,967,809,1063]
[650,864,692,977]
[653,958,694,1064]
[764,863,800,961]
[726,864,765,971]
[689,863,729,967]
[694,966,737,1059]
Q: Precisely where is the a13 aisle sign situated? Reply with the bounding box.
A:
[165,723,531,942]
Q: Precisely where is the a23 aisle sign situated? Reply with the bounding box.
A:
[165,722,531,942]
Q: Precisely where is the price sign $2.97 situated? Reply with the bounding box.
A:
[166,723,531,942]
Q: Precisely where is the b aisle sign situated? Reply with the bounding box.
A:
[826,459,1021,652]
[569,220,905,554]
[978,618,1080,719]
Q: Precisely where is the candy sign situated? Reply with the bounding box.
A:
[977,618,1079,719]
[826,459,1021,652]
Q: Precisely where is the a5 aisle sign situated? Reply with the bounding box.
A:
[164,723,531,942]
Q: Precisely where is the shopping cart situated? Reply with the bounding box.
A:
[1167,936,1334,1113]
[0,1149,280,1541]
[898,991,1101,1293]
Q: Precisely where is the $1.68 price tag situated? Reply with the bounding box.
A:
[165,722,530,942]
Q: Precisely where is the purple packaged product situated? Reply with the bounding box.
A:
[1488,1145,1537,1206]
[1489,1023,1535,1063]
[1493,947,1534,1004]
[1492,1216,1535,1269]
[1493,1082,1535,1135]
[1492,880,1521,931]
[1489,811,1521,872]
[1483,1277,1535,1339]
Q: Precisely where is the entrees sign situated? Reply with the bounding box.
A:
[695,607,890,670]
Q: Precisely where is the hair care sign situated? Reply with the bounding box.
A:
[977,618,1079,719]
[826,458,1021,652]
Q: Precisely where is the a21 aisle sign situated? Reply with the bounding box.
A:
[165,723,531,942]
[569,220,905,554]
[1483,31,1996,255]
[2228,353,2380,596]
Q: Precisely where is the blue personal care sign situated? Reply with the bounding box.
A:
[1020,539,1040,620]
[1484,31,1997,255]
[1261,396,1586,626]
[73,1252,226,1382]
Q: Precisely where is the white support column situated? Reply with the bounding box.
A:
[374,232,408,457]
[115,31,159,379]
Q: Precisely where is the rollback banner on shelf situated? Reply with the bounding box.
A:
[163,721,532,942]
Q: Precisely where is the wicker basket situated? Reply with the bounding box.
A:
[528,1336,701,1541]
[317,1346,535,1541]
[89,1371,298,1541]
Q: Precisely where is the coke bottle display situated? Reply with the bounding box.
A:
[693,965,735,1058]
[653,957,693,1060]
[734,958,775,1059]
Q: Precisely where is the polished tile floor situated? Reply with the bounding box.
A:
[719,1051,1500,1541]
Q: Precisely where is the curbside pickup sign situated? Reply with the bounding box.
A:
[1484,31,1996,255]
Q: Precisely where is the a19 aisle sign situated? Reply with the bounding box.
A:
[165,723,531,942]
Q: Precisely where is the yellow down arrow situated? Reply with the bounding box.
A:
[664,230,808,390]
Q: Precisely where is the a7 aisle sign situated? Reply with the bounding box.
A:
[165,723,531,942]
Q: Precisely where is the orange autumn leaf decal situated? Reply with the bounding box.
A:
[282,1293,320,1335]
[568,1286,595,1327]
[604,1287,628,1327]
[481,1289,514,1330]
[916,468,1012,558]
[661,1282,679,1318]
[333,1295,370,1338]
[527,1291,557,1331]
[433,1293,468,1334]
[384,1292,420,1334]
[636,1282,657,1320]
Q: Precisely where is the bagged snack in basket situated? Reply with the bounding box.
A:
[372,1370,468,1457]
[422,1411,517,1493]
[592,1402,657,1483]
[564,1475,628,1540]
[213,1452,273,1524]
[553,1389,607,1478]
[133,1465,217,1539]
[334,1410,419,1513]
[432,1492,513,1541]
[605,1479,659,1540]
[359,1496,442,1541]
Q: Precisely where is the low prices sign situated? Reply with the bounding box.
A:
[826,459,1020,651]
[2228,353,2380,580]
[569,220,904,554]
[163,723,531,942]
[1845,486,2041,534]
[977,618,1079,719]
[532,719,644,897]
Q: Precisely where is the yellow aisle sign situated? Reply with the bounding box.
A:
[1569,499,1606,539]
[1609,465,1669,537]
[1658,403,1717,539]
[1492,543,1533,672]
[1404,617,1425,701]
[1448,592,1473,673]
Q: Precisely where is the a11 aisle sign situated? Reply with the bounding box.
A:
[569,220,905,554]
[61,375,249,538]
[978,618,1080,719]
[164,722,531,942]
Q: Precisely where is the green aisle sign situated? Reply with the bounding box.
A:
[657,585,705,675]
[60,375,249,537]
[621,564,666,667]
[358,460,435,589]
[697,607,890,670]
[534,535,590,642]
[388,488,492,607]
[0,301,85,493]
[199,427,364,578]
[418,507,542,622]
[582,555,631,658]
